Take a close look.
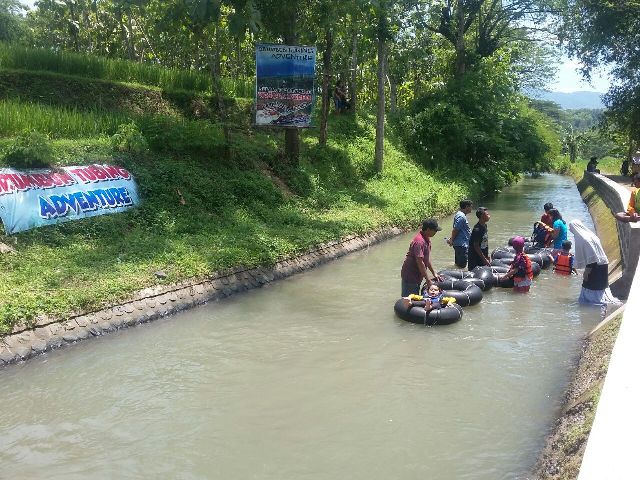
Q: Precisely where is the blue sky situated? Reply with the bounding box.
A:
[550,57,610,93]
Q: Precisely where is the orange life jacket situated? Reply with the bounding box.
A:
[554,252,573,275]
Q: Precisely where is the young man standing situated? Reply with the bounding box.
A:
[400,218,443,296]
[447,199,473,268]
[467,207,491,271]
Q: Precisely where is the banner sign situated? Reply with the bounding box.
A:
[255,43,316,128]
[0,164,140,234]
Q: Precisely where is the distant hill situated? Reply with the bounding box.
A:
[528,90,605,110]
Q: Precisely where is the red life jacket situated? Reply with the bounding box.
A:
[554,252,573,275]
[513,253,533,281]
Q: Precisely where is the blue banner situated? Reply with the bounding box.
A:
[255,43,316,128]
[0,164,140,234]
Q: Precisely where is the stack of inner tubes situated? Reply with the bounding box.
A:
[394,236,557,325]
[433,278,483,306]
[393,298,464,325]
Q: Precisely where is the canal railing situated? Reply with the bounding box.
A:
[578,172,640,479]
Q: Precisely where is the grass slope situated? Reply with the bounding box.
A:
[0,66,482,333]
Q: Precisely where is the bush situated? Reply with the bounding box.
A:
[2,130,54,168]
[110,122,148,154]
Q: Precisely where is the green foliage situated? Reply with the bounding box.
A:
[1,129,54,168]
[0,113,476,333]
[110,122,149,154]
[399,53,561,187]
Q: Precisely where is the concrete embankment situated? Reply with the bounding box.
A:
[0,228,403,368]
[535,172,640,479]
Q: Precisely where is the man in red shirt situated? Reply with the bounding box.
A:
[400,218,443,296]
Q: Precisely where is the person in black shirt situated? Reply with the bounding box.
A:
[467,207,491,271]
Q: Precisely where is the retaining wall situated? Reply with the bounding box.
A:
[579,172,640,299]
[576,172,640,478]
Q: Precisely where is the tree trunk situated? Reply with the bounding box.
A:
[389,76,397,114]
[126,9,135,60]
[454,4,466,79]
[375,20,386,173]
[319,28,333,146]
[284,20,300,165]
[349,30,358,113]
[205,25,229,155]
[67,0,80,52]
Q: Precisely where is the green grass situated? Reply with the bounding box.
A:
[552,154,626,179]
[0,114,478,333]
[0,99,226,155]
[0,42,254,97]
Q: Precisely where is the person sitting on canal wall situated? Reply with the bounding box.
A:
[586,156,600,173]
[614,173,640,223]
[447,199,473,268]
[540,202,554,226]
[621,158,630,177]
[467,207,491,270]
[403,283,456,313]
[553,240,578,275]
[568,220,621,307]
[400,218,444,297]
[500,236,534,293]
[548,208,568,252]
[632,150,640,176]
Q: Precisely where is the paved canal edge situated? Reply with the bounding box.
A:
[534,172,640,479]
[0,227,404,368]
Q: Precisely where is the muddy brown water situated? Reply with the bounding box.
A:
[0,175,601,479]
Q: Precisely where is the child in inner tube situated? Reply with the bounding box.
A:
[403,283,456,312]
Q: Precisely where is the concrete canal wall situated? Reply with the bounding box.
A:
[576,173,640,479]
[536,172,640,479]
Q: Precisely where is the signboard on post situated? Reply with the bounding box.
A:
[0,164,140,234]
[255,44,316,128]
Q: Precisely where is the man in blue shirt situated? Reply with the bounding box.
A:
[447,199,473,268]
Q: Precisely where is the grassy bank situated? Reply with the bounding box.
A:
[534,312,622,479]
[0,109,481,333]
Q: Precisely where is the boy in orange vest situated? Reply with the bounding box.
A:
[614,173,640,223]
[553,240,578,275]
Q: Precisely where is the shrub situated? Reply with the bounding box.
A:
[110,122,148,154]
[2,130,54,168]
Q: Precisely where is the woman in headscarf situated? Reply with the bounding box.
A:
[501,236,534,293]
[568,220,621,306]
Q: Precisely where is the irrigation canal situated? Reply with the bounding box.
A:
[0,174,601,479]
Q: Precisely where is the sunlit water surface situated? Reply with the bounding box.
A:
[0,175,601,479]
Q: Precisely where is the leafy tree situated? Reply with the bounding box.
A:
[0,0,27,42]
[555,0,640,153]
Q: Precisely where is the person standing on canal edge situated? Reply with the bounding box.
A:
[400,218,443,297]
[614,173,640,223]
[467,207,491,271]
[447,199,473,268]
[568,220,621,307]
